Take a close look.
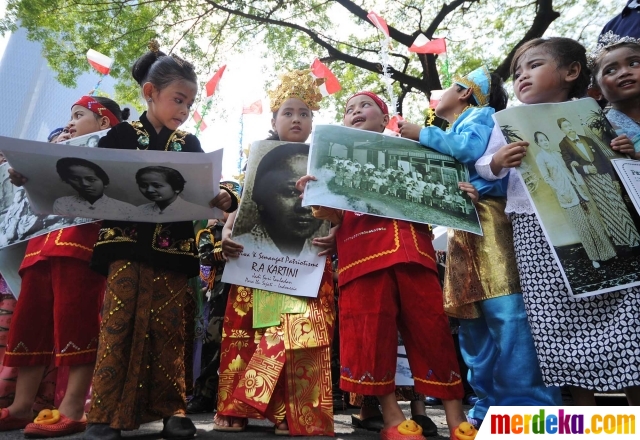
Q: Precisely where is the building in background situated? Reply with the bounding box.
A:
[0,28,137,141]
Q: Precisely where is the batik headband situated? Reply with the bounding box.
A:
[345,91,389,115]
[454,66,491,107]
[72,96,119,127]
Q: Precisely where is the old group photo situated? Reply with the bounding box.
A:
[495,99,640,297]
[304,124,481,234]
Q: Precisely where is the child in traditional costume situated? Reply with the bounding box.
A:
[591,31,640,159]
[399,67,562,427]
[1,96,128,437]
[477,37,640,405]
[82,42,238,440]
[212,70,335,437]
[299,91,471,440]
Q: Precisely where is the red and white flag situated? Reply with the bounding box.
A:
[242,100,263,115]
[205,65,227,98]
[429,90,444,109]
[310,58,341,96]
[193,110,207,131]
[367,11,390,38]
[386,114,404,133]
[86,49,113,75]
[409,36,446,54]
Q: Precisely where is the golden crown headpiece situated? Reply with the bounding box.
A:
[268,69,325,112]
[587,31,640,70]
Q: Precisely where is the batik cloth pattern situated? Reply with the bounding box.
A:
[88,260,190,430]
[217,259,335,436]
[512,213,640,390]
[443,197,521,319]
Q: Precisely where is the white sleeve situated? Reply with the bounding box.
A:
[475,124,509,181]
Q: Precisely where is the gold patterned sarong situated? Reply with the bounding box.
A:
[443,197,521,319]
[217,259,335,436]
[88,261,189,430]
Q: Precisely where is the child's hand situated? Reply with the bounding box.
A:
[610,135,635,156]
[398,121,421,141]
[458,182,479,204]
[492,141,529,169]
[295,175,317,198]
[210,191,232,211]
[8,168,27,187]
[312,225,339,256]
[56,131,72,143]
[221,227,243,259]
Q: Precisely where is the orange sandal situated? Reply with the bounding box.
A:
[0,408,32,431]
[380,420,426,440]
[23,410,87,438]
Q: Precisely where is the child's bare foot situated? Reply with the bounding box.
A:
[213,414,246,431]
[275,419,289,434]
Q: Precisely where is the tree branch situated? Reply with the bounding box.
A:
[203,0,429,91]
[494,0,561,79]
[424,0,478,38]
[332,0,415,46]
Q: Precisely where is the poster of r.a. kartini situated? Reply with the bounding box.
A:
[222,141,329,297]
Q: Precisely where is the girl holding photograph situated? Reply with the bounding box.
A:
[398,65,561,429]
[213,70,336,437]
[299,92,470,440]
[76,42,238,440]
[591,31,640,159]
[1,96,127,437]
[476,37,640,406]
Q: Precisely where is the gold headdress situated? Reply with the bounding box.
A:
[268,69,325,112]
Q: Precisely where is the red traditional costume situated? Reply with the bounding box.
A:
[216,69,336,436]
[217,260,335,436]
[4,222,105,367]
[314,209,463,400]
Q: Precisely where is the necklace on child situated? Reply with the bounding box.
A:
[130,121,184,151]
[448,105,475,130]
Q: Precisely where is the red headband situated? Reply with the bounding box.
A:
[345,91,389,115]
[72,96,119,127]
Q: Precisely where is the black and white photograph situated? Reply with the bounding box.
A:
[495,98,640,297]
[0,136,224,223]
[0,160,94,249]
[222,141,329,297]
[61,128,109,147]
[303,125,482,235]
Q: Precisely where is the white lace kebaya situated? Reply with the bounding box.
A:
[475,124,535,215]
